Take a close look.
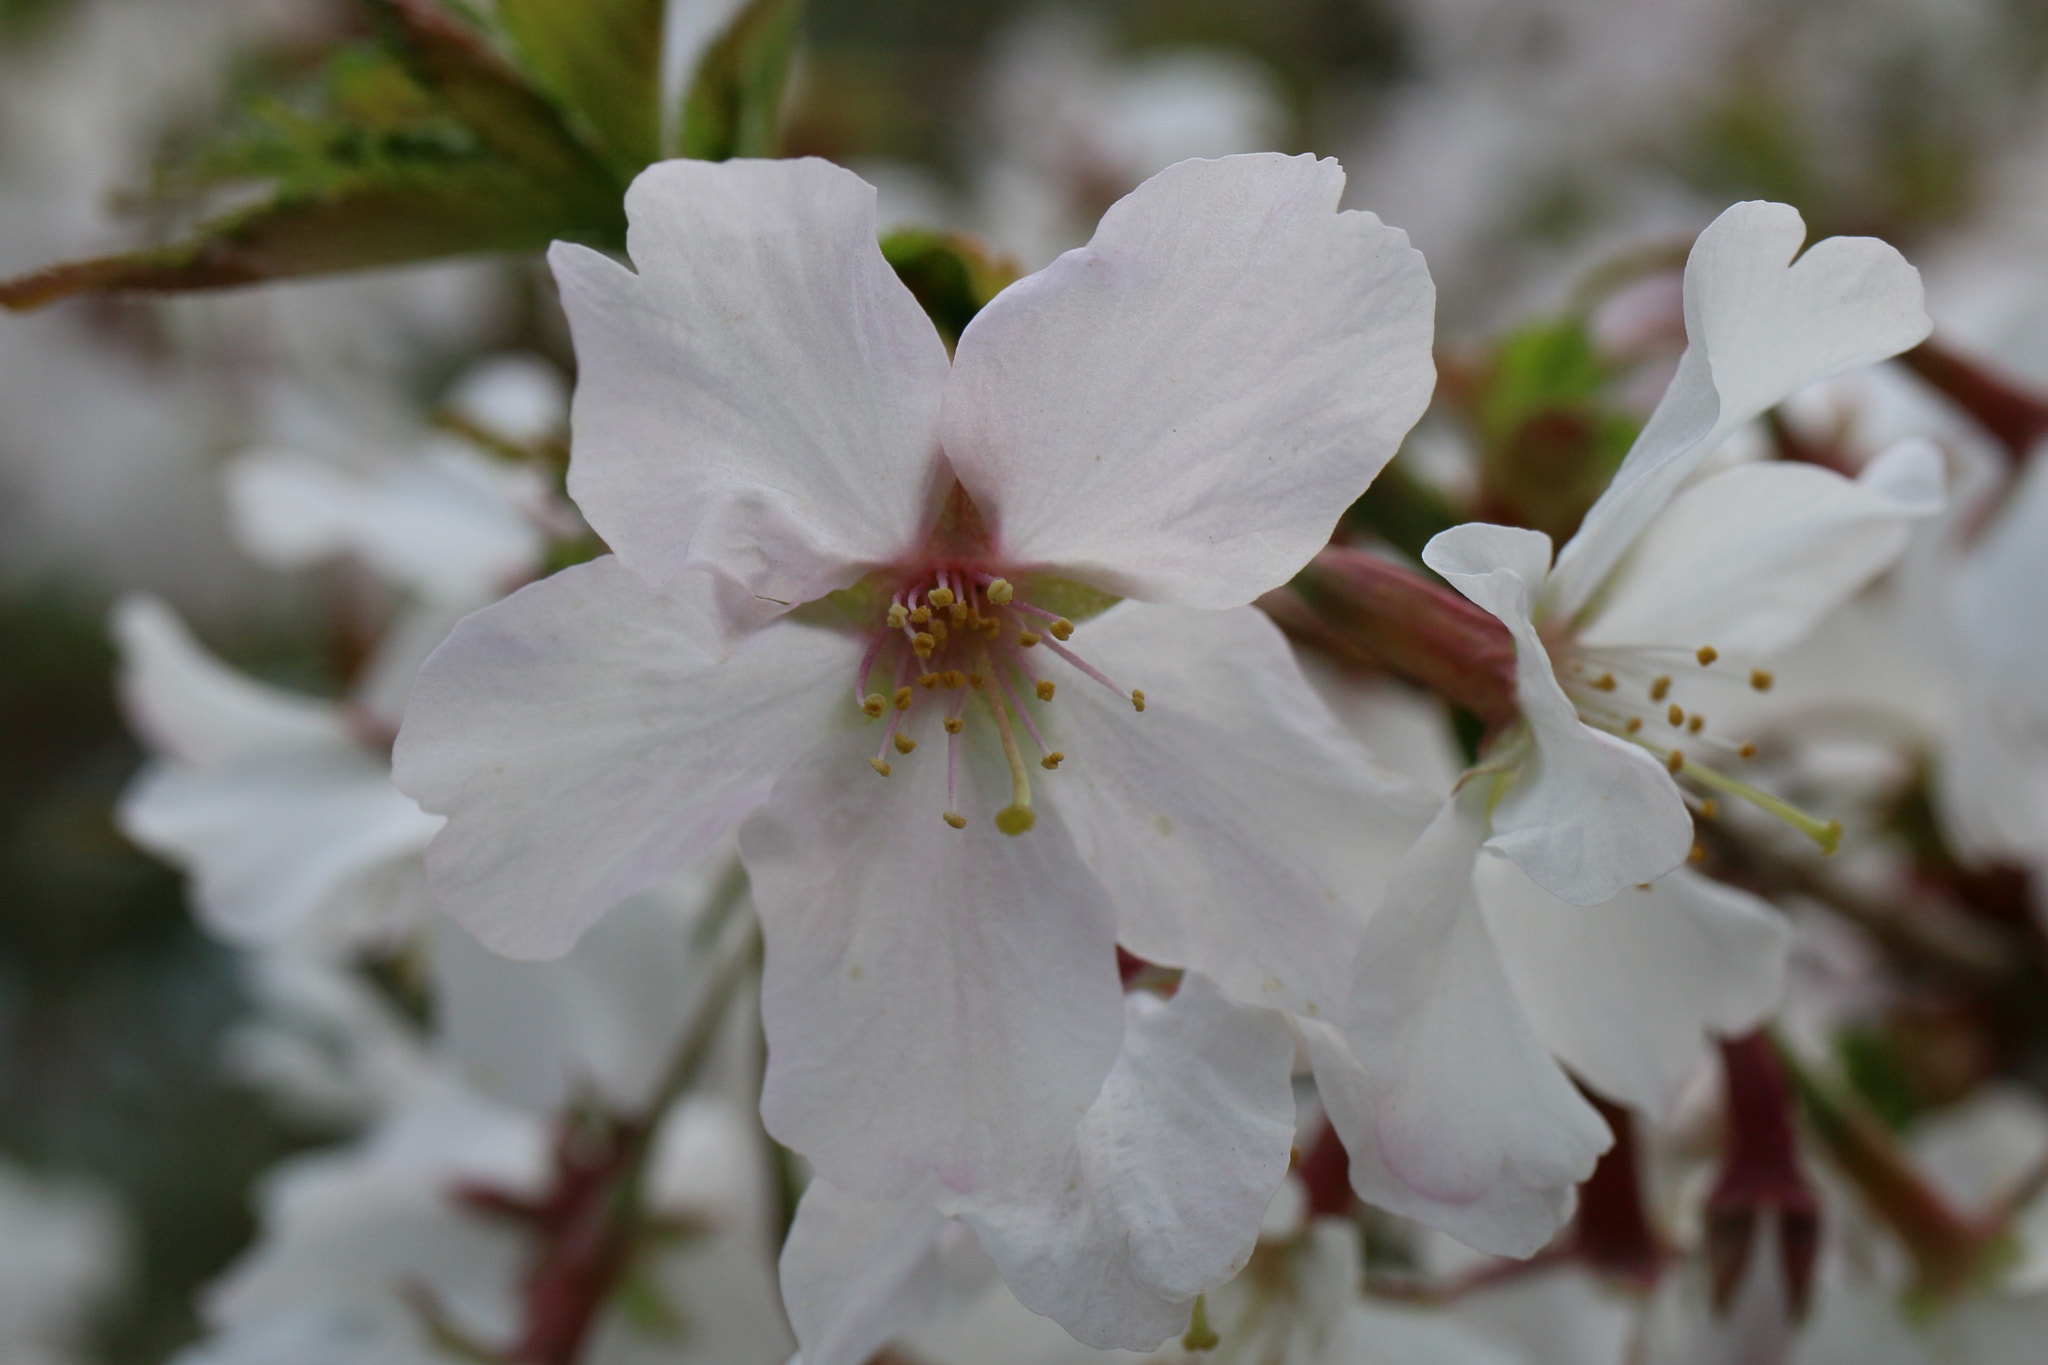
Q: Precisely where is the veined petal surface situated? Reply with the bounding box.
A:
[1047,603,1436,1019]
[946,977,1296,1351]
[1328,795,1610,1257]
[552,158,952,621]
[393,557,860,959]
[779,1177,952,1365]
[1424,524,1692,903]
[943,153,1435,606]
[1476,859,1789,1119]
[1575,439,1944,657]
[1548,201,1929,622]
[743,726,1125,1199]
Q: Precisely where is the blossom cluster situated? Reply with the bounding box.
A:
[8,3,2048,1365]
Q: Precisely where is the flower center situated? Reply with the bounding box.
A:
[851,568,1145,835]
[1555,639,1841,854]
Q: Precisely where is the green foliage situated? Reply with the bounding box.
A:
[679,0,805,161]
[1460,316,1641,545]
[497,0,666,173]
[879,226,1019,347]
[0,0,810,310]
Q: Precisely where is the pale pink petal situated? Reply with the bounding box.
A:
[120,754,439,948]
[1548,201,1929,622]
[113,595,347,765]
[1475,859,1789,1119]
[743,726,1125,1198]
[946,976,1297,1350]
[779,1177,952,1365]
[1574,439,1944,657]
[943,153,1435,606]
[1331,795,1611,1256]
[1424,524,1693,903]
[1045,603,1437,1019]
[551,158,951,620]
[392,558,861,959]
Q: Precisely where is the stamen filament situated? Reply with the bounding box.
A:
[1606,727,1843,855]
[1036,634,1137,706]
[980,650,1036,834]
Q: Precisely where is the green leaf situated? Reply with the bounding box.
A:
[678,0,803,161]
[1,0,628,311]
[494,0,666,173]
[366,0,618,191]
[878,226,1019,348]
[0,163,609,309]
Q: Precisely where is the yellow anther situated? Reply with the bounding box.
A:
[1737,741,1758,759]
[887,603,909,629]
[995,805,1036,835]
[1700,798,1720,819]
[928,587,956,609]
[946,670,968,689]
[942,811,967,829]
[987,578,1014,605]
[1131,689,1147,713]
[918,672,942,689]
[943,716,964,735]
[869,757,892,777]
[1041,751,1064,770]
[893,733,917,755]
[982,619,1001,638]
[1697,645,1719,666]
[1050,618,1075,641]
[1035,680,1056,702]
[1668,704,1685,727]
[861,693,886,718]
[1018,630,1042,647]
[909,605,931,625]
[1592,673,1617,691]
[1688,842,1706,863]
[1649,675,1672,702]
[893,687,913,711]
[929,619,948,642]
[1821,819,1843,854]
[967,671,985,689]
[1666,749,1685,775]
[1625,717,1643,734]
[950,603,969,624]
[1687,714,1704,734]
[1750,669,1774,692]
[912,632,936,657]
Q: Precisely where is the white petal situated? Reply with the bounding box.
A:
[1959,441,2048,711]
[551,158,951,617]
[946,977,1297,1350]
[1475,859,1789,1119]
[1330,795,1611,1256]
[943,153,1435,606]
[120,755,439,948]
[391,558,860,959]
[112,595,348,766]
[778,1178,951,1365]
[1045,603,1437,1018]
[1575,439,1945,657]
[428,863,734,1114]
[1423,524,1694,903]
[226,443,545,605]
[1307,1022,1588,1259]
[743,725,1125,1198]
[1548,201,1929,621]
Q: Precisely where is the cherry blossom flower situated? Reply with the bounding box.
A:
[395,151,1438,1214]
[1320,200,1937,1256]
